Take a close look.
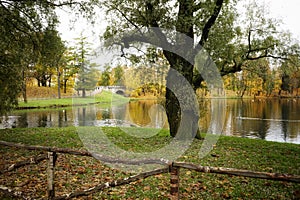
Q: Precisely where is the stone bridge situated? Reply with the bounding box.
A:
[93,86,127,96]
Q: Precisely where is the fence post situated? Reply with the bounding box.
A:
[170,164,180,200]
[47,151,57,200]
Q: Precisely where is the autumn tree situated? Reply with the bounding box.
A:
[62,48,81,93]
[98,66,111,86]
[36,26,66,98]
[100,0,299,138]
[111,65,125,86]
[279,55,300,96]
[0,0,98,114]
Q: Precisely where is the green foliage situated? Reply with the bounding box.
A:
[0,0,98,114]
[76,62,100,92]
[0,3,37,114]
[32,27,66,88]
[111,65,125,85]
[0,65,21,115]
[73,34,100,97]
[98,66,111,86]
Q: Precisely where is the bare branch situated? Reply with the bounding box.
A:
[109,4,143,36]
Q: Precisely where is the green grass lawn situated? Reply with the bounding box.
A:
[17,91,129,109]
[0,127,299,199]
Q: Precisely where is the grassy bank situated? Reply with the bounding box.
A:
[0,127,299,199]
[17,91,129,109]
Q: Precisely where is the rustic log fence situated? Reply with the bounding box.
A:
[0,140,299,199]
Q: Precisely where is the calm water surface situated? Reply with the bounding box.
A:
[1,99,300,144]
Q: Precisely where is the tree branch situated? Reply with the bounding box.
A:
[111,4,143,36]
[193,1,203,12]
[196,0,224,50]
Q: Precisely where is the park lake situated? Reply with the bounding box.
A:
[1,98,299,144]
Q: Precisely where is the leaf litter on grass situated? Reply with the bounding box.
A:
[0,127,299,199]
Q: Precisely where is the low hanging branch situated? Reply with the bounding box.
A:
[173,162,300,183]
[54,167,169,200]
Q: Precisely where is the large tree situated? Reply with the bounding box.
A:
[102,0,229,138]
[100,0,299,138]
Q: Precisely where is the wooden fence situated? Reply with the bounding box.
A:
[0,140,299,199]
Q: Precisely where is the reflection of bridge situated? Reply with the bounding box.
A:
[93,86,127,96]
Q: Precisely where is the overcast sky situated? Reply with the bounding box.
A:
[57,0,300,54]
[265,0,300,38]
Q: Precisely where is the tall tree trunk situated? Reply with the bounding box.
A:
[22,69,27,103]
[57,68,61,99]
[165,56,199,139]
[41,76,47,87]
[163,0,201,139]
[63,79,67,94]
[48,75,51,87]
[82,88,86,98]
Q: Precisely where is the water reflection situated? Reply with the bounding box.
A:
[1,99,300,144]
[223,99,300,143]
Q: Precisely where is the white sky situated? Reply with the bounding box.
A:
[264,0,300,38]
[57,0,300,51]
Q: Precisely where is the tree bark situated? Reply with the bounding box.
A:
[163,0,200,139]
[22,69,27,103]
[82,88,86,98]
[165,56,199,139]
[63,79,67,93]
[57,67,61,99]
[48,75,52,87]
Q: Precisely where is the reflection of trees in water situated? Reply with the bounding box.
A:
[224,99,300,141]
[101,108,111,119]
[198,99,211,133]
[4,99,300,142]
[127,101,152,126]
[38,113,48,127]
[225,99,271,139]
[127,100,167,128]
[76,107,97,126]
[58,110,69,127]
[198,99,226,134]
[18,113,28,128]
[280,99,300,140]
[111,104,126,120]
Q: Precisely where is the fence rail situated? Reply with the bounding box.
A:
[0,140,299,199]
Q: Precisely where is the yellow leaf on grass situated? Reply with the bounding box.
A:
[143,186,151,191]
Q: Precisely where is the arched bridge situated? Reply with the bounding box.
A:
[93,86,127,96]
